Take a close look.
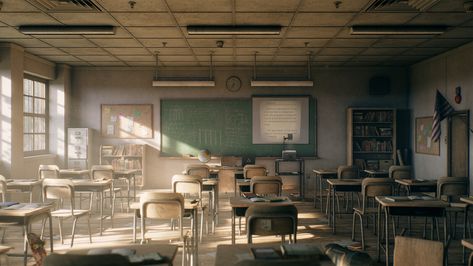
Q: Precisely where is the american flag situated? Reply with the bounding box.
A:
[431,90,454,142]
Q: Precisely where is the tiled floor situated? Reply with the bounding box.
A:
[1,191,468,265]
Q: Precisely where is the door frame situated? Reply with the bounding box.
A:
[447,110,470,177]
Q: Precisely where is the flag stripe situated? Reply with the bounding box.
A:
[431,90,454,142]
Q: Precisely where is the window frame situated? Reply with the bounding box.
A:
[23,75,49,156]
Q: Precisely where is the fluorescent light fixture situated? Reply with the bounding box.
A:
[187,25,281,35]
[19,25,116,35]
[152,80,215,87]
[251,80,313,87]
[350,25,447,35]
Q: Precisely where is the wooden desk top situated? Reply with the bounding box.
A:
[313,169,337,175]
[59,169,90,175]
[461,239,473,250]
[326,179,362,186]
[113,169,140,175]
[395,179,437,187]
[364,169,388,175]
[230,197,293,208]
[7,179,42,186]
[376,196,449,208]
[460,197,473,205]
[0,203,52,217]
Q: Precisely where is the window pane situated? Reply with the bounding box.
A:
[23,96,33,113]
[34,98,46,114]
[23,134,33,152]
[24,116,34,133]
[34,117,46,133]
[34,81,46,98]
[34,134,46,150]
[24,79,34,96]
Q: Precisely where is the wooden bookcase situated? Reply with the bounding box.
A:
[347,108,397,171]
[99,144,145,186]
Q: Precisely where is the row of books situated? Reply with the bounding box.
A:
[353,111,393,122]
[102,158,142,170]
[101,144,143,156]
[353,126,392,137]
[354,140,393,152]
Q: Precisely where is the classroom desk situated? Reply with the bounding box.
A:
[202,178,218,233]
[395,179,437,195]
[113,169,140,210]
[59,169,90,179]
[65,242,178,266]
[6,179,42,203]
[0,203,54,266]
[312,169,337,211]
[229,197,293,244]
[215,244,334,266]
[326,179,362,234]
[363,169,389,177]
[72,179,112,235]
[375,196,448,266]
[235,179,250,197]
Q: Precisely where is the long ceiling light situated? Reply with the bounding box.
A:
[187,25,281,35]
[19,25,116,35]
[350,25,447,35]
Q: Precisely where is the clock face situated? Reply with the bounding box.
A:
[226,76,241,92]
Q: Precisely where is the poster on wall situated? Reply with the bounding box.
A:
[101,104,153,139]
[415,116,440,155]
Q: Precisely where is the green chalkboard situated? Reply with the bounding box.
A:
[160,98,316,157]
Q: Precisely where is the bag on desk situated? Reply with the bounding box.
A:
[324,244,374,266]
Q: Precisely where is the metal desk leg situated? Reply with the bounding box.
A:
[100,191,104,236]
[313,174,318,208]
[231,208,235,244]
[193,208,199,266]
[132,175,136,200]
[23,225,28,266]
[385,208,389,266]
[126,178,131,211]
[48,213,54,253]
[133,209,137,243]
[377,204,381,261]
[320,177,324,213]
[332,185,336,234]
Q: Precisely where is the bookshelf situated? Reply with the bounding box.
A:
[347,108,396,172]
[99,144,145,186]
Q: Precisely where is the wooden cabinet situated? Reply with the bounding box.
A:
[99,144,145,186]
[347,108,396,171]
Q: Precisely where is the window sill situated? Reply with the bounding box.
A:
[24,154,57,160]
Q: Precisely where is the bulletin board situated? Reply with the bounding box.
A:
[415,116,440,155]
[101,104,153,139]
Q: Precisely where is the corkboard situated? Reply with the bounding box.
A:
[101,104,153,139]
[415,116,440,155]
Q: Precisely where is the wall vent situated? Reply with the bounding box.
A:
[32,0,102,12]
[365,0,440,12]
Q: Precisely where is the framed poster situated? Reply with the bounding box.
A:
[101,104,153,139]
[415,116,440,155]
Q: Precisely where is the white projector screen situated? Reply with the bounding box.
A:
[252,97,309,144]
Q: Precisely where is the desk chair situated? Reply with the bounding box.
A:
[352,178,394,250]
[172,174,207,242]
[245,205,298,244]
[250,176,282,196]
[393,236,444,266]
[217,167,236,194]
[38,165,60,180]
[91,165,124,217]
[437,176,469,239]
[389,166,412,180]
[42,178,92,247]
[0,175,6,202]
[185,164,210,179]
[243,165,267,179]
[326,165,360,214]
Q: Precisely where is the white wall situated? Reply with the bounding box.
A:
[71,66,409,189]
[410,42,473,189]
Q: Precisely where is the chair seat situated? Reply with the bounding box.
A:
[353,207,378,215]
[51,209,90,218]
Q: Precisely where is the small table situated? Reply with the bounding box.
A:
[395,179,437,195]
[363,169,389,177]
[375,196,448,266]
[113,169,140,210]
[0,203,54,266]
[229,197,293,244]
[326,179,362,234]
[6,179,42,203]
[72,179,112,235]
[312,169,337,211]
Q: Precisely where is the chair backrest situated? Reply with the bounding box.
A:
[90,165,113,180]
[337,165,358,179]
[218,167,236,194]
[437,176,469,200]
[140,192,184,220]
[38,165,60,180]
[250,176,282,196]
[362,178,394,211]
[0,175,7,202]
[172,174,203,199]
[42,178,75,211]
[243,165,267,179]
[185,164,210,179]
[221,156,242,167]
[389,166,412,180]
[245,205,298,240]
[393,236,443,266]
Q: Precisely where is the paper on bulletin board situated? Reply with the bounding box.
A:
[101,104,153,139]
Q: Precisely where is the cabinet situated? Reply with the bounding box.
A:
[347,108,396,172]
[99,144,145,186]
[275,158,305,199]
[67,128,92,169]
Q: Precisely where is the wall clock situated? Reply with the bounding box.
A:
[226,76,241,92]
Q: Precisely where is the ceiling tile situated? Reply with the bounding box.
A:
[361,47,409,56]
[174,13,232,25]
[77,55,118,61]
[301,0,371,12]
[428,0,466,12]
[42,55,82,62]
[91,38,142,47]
[286,27,341,38]
[128,62,156,66]
[25,47,65,56]
[8,38,51,48]
[51,13,118,25]
[0,1,39,11]
[90,61,127,66]
[61,47,109,55]
[236,48,277,55]
[235,39,281,47]
[192,47,233,55]
[235,0,300,12]
[350,13,417,25]
[313,61,344,66]
[84,27,132,38]
[140,38,188,47]
[281,39,329,47]
[42,38,96,48]
[350,55,392,62]
[372,38,429,48]
[419,38,473,48]
[187,39,232,48]
[110,13,174,26]
[128,27,182,38]
[158,55,197,62]
[408,13,472,26]
[197,55,235,61]
[278,48,319,55]
[318,47,364,56]
[327,38,377,47]
[293,13,355,26]
[274,55,310,61]
[402,47,449,56]
[314,55,353,61]
[343,61,379,67]
[99,0,167,12]
[104,47,150,55]
[0,13,59,26]
[235,13,293,26]
[166,0,232,12]
[116,55,156,61]
[154,48,193,55]
[439,27,473,38]
[0,27,29,38]
[162,61,200,66]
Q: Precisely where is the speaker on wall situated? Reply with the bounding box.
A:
[369,76,391,95]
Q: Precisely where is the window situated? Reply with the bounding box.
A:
[23,76,48,155]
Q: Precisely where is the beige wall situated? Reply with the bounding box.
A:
[71,66,409,189]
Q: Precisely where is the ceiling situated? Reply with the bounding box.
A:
[0,0,472,67]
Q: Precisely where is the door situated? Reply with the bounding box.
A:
[448,111,470,178]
